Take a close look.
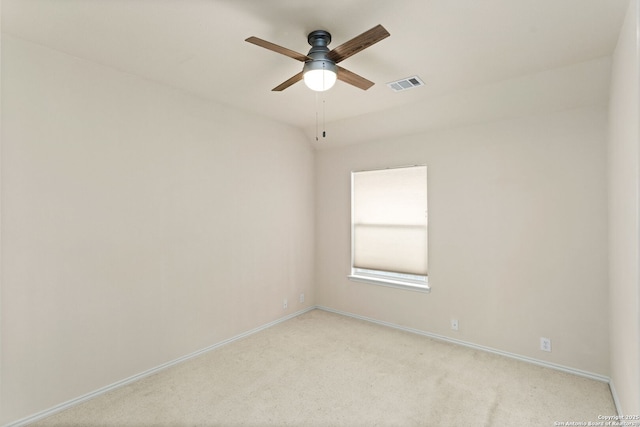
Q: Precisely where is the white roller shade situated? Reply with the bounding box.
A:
[352,166,427,276]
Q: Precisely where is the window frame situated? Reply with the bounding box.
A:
[348,165,430,293]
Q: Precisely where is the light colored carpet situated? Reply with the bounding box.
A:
[32,309,616,426]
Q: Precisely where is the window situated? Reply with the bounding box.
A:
[349,165,429,292]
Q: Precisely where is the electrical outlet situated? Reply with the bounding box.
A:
[283,299,288,310]
[540,337,551,352]
[299,293,305,303]
[450,318,459,331]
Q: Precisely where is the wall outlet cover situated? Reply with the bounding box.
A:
[540,337,552,352]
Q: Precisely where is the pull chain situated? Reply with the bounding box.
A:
[315,92,327,141]
[322,98,326,138]
[315,92,319,141]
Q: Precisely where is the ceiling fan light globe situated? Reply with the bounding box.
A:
[303,59,337,91]
[303,69,337,91]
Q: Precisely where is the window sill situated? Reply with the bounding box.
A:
[347,275,431,293]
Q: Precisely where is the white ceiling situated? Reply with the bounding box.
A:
[1,0,630,147]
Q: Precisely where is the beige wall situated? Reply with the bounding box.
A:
[608,0,640,415]
[316,106,609,375]
[0,36,315,425]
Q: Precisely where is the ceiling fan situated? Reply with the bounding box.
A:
[245,24,390,92]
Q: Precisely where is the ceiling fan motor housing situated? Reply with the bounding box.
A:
[303,30,337,89]
[307,30,331,51]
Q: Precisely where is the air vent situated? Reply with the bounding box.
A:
[387,75,424,92]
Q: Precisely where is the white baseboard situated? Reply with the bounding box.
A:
[316,305,612,384]
[609,380,624,416]
[3,306,315,427]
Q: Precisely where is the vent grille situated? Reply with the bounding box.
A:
[387,75,424,92]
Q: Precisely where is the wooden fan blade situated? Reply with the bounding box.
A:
[336,66,374,90]
[272,72,304,91]
[245,36,310,62]
[327,24,390,64]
